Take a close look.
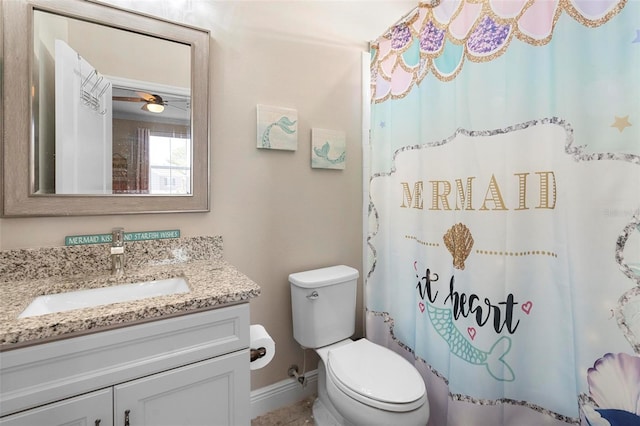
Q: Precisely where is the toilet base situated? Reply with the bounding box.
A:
[312,397,342,426]
[314,360,353,426]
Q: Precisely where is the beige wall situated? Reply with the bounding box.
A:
[0,2,365,390]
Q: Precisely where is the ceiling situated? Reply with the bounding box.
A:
[104,0,418,46]
[210,0,418,45]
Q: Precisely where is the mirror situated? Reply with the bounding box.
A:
[1,0,210,216]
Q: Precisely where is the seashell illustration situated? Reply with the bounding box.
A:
[443,223,474,270]
[586,352,640,418]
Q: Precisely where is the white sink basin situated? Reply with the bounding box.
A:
[19,277,190,318]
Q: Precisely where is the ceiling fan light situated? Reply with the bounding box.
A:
[142,102,164,113]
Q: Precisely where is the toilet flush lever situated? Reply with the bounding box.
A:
[307,291,319,300]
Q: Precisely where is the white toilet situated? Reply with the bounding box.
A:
[289,265,430,426]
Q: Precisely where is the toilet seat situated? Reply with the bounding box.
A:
[326,339,426,413]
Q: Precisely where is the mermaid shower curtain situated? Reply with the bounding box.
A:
[366,1,640,425]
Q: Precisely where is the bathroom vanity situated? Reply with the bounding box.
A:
[0,305,249,426]
[0,236,260,426]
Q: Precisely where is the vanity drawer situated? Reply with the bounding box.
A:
[0,303,249,417]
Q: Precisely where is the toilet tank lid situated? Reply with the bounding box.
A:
[289,265,359,288]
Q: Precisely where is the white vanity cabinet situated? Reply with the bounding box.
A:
[0,304,251,426]
[113,352,246,426]
[0,388,113,426]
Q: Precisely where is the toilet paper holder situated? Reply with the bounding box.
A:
[250,346,267,362]
[249,324,274,370]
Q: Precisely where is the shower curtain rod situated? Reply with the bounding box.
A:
[375,0,439,42]
[391,5,419,28]
[369,5,417,46]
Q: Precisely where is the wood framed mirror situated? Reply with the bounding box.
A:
[1,0,210,216]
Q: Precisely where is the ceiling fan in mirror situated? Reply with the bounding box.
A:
[111,87,190,124]
[112,91,188,114]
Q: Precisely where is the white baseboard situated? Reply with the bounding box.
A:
[250,369,318,419]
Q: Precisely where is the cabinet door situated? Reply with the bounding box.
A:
[0,388,112,426]
[114,350,249,426]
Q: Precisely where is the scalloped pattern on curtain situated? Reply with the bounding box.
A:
[370,0,627,103]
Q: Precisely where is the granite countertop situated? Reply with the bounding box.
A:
[0,236,260,348]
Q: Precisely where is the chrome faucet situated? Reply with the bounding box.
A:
[111,227,125,275]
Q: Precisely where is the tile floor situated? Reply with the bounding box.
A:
[251,395,316,426]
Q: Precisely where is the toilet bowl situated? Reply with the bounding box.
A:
[315,339,429,426]
[289,265,430,425]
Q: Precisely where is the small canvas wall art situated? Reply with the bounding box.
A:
[257,104,298,151]
[311,128,346,170]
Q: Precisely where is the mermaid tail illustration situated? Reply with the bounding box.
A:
[426,303,515,381]
[261,116,297,148]
[313,142,346,165]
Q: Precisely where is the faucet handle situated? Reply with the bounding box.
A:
[112,227,124,246]
[111,227,125,275]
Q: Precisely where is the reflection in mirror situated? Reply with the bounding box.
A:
[1,0,209,216]
[32,9,192,195]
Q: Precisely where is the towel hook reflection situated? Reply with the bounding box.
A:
[77,54,111,115]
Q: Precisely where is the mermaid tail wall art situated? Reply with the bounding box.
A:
[311,128,347,170]
[256,105,297,151]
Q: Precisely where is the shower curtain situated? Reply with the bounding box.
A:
[366,1,640,425]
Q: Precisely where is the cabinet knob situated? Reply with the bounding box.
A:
[124,409,131,426]
[95,420,101,426]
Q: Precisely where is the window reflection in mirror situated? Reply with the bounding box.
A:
[32,9,192,195]
[149,134,191,194]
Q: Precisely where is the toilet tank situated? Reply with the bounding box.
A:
[289,265,359,348]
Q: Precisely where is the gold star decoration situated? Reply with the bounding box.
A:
[611,115,632,132]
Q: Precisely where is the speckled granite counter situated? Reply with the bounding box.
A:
[0,236,260,348]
